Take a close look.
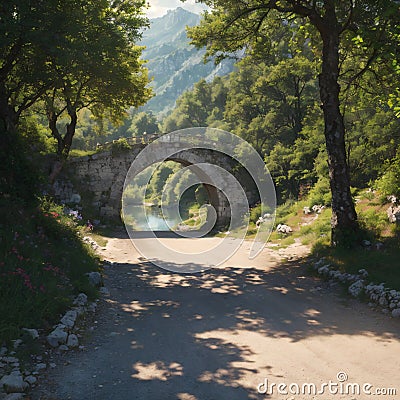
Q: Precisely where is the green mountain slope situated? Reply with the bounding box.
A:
[140,7,235,116]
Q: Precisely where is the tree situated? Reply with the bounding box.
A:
[128,111,159,137]
[224,55,317,154]
[42,0,151,178]
[187,0,400,245]
[0,0,78,192]
[0,0,58,134]
[0,0,151,183]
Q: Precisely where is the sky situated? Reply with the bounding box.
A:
[146,0,208,18]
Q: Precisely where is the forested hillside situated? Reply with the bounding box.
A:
[162,56,400,205]
[139,7,235,115]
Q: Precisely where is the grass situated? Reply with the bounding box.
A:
[69,149,98,157]
[0,196,101,345]
[83,231,108,247]
[244,190,399,290]
[313,239,400,290]
[309,191,400,290]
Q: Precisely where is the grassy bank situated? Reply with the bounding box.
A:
[258,190,400,290]
[311,192,400,290]
[0,196,101,344]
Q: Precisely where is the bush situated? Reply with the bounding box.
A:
[375,150,400,198]
[111,138,131,154]
[308,177,331,207]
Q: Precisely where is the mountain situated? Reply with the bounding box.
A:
[140,7,235,116]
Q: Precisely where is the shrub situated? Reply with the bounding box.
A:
[375,150,400,198]
[308,177,331,207]
[111,138,131,154]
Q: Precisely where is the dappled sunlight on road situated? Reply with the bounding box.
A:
[32,236,400,400]
[131,361,184,381]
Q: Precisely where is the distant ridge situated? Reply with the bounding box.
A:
[140,7,235,116]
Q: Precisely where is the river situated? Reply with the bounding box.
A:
[124,205,181,231]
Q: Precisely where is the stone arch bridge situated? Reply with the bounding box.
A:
[56,137,259,227]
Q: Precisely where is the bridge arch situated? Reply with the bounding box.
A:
[61,134,263,230]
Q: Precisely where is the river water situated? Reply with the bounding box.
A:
[124,206,181,231]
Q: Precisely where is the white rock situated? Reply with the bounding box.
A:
[47,327,67,347]
[312,204,325,213]
[4,393,25,400]
[348,280,364,297]
[389,302,398,309]
[73,293,88,306]
[58,345,69,351]
[60,310,77,328]
[314,259,326,269]
[387,194,398,204]
[276,224,292,234]
[22,328,39,340]
[378,295,388,307]
[318,265,330,275]
[24,375,37,385]
[0,372,28,393]
[12,341,22,350]
[67,334,79,348]
[86,272,102,287]
[1,358,18,364]
[99,287,110,296]
[35,363,46,371]
[358,269,368,278]
[392,308,400,318]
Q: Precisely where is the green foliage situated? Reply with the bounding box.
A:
[128,112,159,137]
[314,239,400,291]
[195,185,208,205]
[375,149,400,198]
[0,0,151,161]
[307,178,332,208]
[0,197,100,343]
[111,138,132,154]
[274,200,298,224]
[300,209,332,246]
[249,203,263,225]
[145,162,178,201]
[162,78,227,132]
[358,208,389,238]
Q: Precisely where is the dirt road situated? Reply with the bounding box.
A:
[32,234,400,400]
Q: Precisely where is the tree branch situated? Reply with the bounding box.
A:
[339,0,355,34]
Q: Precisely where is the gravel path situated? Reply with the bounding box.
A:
[31,235,400,400]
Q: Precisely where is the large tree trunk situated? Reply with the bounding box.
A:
[0,83,18,134]
[63,105,77,157]
[319,16,359,246]
[46,100,78,182]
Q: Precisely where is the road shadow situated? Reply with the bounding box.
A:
[35,255,400,400]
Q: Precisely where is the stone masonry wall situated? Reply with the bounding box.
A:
[56,145,259,224]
